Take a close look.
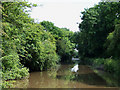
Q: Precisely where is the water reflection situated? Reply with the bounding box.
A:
[94,70,120,87]
[71,64,79,72]
[51,65,107,86]
[11,65,119,88]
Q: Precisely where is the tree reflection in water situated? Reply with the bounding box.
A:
[10,65,119,88]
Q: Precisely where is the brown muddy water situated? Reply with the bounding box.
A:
[11,65,119,88]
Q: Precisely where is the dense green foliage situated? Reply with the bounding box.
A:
[1,2,32,87]
[105,20,120,58]
[1,0,120,88]
[1,1,75,87]
[1,2,60,72]
[76,2,120,58]
[41,21,75,63]
[75,1,120,78]
[16,23,60,71]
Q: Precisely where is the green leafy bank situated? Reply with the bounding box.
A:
[1,1,75,88]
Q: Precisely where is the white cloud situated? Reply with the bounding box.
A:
[28,0,101,32]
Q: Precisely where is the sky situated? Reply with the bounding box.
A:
[28,0,101,32]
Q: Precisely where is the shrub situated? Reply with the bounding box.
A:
[93,58,105,66]
[1,53,29,80]
[104,58,115,73]
[92,58,120,77]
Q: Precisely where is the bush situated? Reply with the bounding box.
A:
[43,40,60,70]
[24,40,60,71]
[93,58,105,66]
[1,53,29,80]
[18,24,60,71]
[104,58,115,73]
[92,58,120,77]
[0,53,29,88]
[104,59,120,75]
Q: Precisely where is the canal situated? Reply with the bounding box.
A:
[10,64,119,88]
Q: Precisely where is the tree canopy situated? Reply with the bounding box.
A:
[75,2,120,58]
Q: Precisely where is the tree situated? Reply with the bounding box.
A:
[41,21,75,63]
[1,2,60,82]
[105,19,120,58]
[77,2,120,58]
